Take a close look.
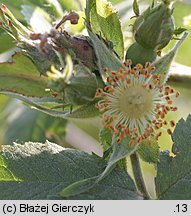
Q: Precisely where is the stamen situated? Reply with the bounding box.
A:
[104,68,108,73]
[176,92,180,97]
[167,128,172,135]
[145,62,152,68]
[149,84,154,90]
[117,137,122,143]
[170,120,175,127]
[124,59,132,66]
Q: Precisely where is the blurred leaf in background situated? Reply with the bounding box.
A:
[0,99,67,146]
[164,1,191,66]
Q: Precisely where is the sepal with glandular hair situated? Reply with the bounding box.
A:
[133,1,174,51]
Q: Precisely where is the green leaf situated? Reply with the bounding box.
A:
[86,0,124,59]
[133,0,140,16]
[0,52,50,97]
[155,115,191,199]
[137,137,160,164]
[152,32,188,83]
[0,32,15,53]
[0,141,141,199]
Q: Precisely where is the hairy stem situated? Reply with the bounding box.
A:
[130,152,151,200]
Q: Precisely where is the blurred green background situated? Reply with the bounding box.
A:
[0,0,191,198]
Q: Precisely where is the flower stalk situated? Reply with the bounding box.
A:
[130,152,151,200]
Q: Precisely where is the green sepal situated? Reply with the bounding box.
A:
[98,135,139,182]
[86,24,124,81]
[0,91,99,119]
[152,32,188,83]
[99,127,112,152]
[64,65,98,105]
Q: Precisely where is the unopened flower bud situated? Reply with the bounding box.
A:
[125,42,157,66]
[133,2,174,51]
